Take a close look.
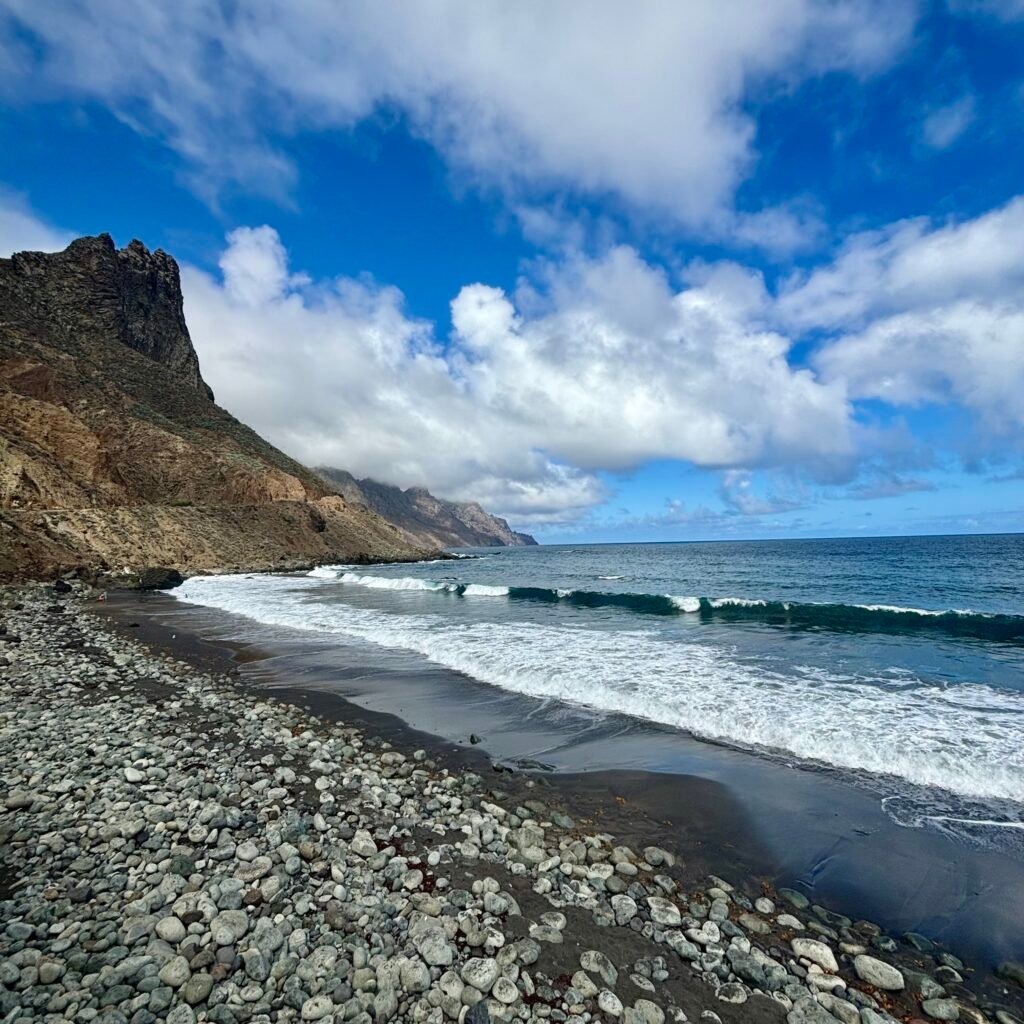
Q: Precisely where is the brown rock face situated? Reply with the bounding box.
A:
[317,468,537,548]
[0,234,432,579]
[1,234,212,397]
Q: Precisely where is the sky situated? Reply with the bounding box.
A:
[2,1,1024,542]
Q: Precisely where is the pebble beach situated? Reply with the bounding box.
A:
[3,582,1024,1024]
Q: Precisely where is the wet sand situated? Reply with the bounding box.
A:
[98,589,1024,972]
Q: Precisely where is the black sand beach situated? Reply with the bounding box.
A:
[99,589,1024,974]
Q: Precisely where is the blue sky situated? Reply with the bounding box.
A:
[2,1,1024,541]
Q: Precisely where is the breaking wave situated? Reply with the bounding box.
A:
[175,572,1024,804]
[306,569,1024,643]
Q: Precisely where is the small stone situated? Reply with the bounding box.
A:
[599,990,624,1017]
[998,962,1024,989]
[155,917,187,944]
[581,950,618,987]
[612,895,638,926]
[158,956,191,988]
[183,973,214,1006]
[124,767,144,783]
[853,955,904,991]
[462,958,499,992]
[716,984,747,1005]
[167,1006,196,1024]
[572,971,599,998]
[791,937,838,973]
[491,977,519,1004]
[779,888,810,910]
[646,896,681,928]
[921,999,960,1020]
[301,994,334,1021]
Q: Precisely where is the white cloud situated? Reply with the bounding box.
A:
[920,95,976,149]
[817,301,1024,434]
[0,189,73,256]
[796,195,1024,441]
[778,196,1024,331]
[182,227,855,521]
[0,1,914,235]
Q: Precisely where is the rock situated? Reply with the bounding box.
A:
[647,896,682,927]
[183,973,214,1005]
[302,994,334,1021]
[791,937,838,973]
[124,766,144,783]
[158,955,191,988]
[998,962,1024,988]
[411,920,453,967]
[581,950,619,987]
[780,888,811,910]
[211,910,249,944]
[492,977,519,1004]
[716,984,747,1004]
[466,1001,491,1024]
[599,990,624,1017]
[787,1001,843,1024]
[613,894,639,925]
[155,917,187,943]
[137,568,185,590]
[853,955,903,991]
[921,999,960,1020]
[350,829,378,858]
[462,958,499,992]
[167,1006,197,1024]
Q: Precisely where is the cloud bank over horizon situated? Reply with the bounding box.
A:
[2,1,1024,535]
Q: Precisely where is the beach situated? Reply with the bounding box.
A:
[2,581,1023,1024]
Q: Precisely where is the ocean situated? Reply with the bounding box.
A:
[173,533,1024,852]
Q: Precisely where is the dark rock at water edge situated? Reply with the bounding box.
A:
[136,567,185,590]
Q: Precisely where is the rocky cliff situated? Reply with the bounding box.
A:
[317,468,537,548]
[0,234,432,579]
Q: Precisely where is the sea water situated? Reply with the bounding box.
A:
[175,534,1024,847]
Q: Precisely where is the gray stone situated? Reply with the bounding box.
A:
[921,1000,960,1021]
[158,956,191,988]
[646,897,681,928]
[791,938,838,973]
[853,955,903,991]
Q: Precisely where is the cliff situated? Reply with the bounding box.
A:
[317,468,538,548]
[0,234,432,579]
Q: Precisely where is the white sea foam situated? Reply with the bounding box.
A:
[307,566,343,578]
[173,573,1024,804]
[462,584,510,597]
[708,597,770,608]
[599,575,625,580]
[339,572,455,592]
[667,596,701,612]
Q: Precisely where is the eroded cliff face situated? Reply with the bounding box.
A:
[1,234,212,397]
[317,468,538,548]
[0,235,432,579]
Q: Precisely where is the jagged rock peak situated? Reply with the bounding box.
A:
[0,232,213,399]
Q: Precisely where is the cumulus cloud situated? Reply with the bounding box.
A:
[181,226,855,521]
[0,1,914,235]
[920,95,976,149]
[784,195,1024,446]
[777,196,1024,330]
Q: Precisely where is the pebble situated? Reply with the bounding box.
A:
[853,954,904,991]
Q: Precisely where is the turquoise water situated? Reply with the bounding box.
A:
[176,534,1024,839]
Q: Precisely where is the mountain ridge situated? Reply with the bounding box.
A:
[0,234,431,578]
[316,468,537,548]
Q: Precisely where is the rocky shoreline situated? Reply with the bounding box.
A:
[2,584,1023,1024]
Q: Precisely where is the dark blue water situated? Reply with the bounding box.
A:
[176,534,1024,842]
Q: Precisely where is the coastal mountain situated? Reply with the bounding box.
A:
[316,468,537,549]
[0,234,433,579]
